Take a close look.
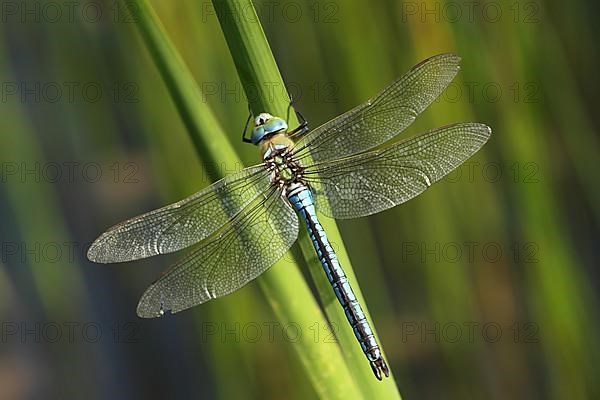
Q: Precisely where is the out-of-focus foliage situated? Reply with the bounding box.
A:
[0,0,598,399]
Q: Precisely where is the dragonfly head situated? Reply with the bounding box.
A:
[250,113,288,144]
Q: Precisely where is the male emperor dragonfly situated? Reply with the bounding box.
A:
[88,53,491,380]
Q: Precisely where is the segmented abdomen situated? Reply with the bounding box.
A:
[286,183,381,361]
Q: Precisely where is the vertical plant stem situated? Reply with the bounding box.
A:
[125,0,361,397]
[211,1,401,398]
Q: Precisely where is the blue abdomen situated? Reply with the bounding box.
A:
[286,183,384,371]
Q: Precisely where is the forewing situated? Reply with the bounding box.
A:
[293,54,461,163]
[303,123,491,219]
[88,165,271,263]
[136,188,299,318]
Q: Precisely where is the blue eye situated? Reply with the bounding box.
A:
[250,116,288,144]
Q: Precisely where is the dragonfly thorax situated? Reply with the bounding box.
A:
[264,141,305,189]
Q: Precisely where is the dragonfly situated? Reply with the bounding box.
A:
[88,53,491,380]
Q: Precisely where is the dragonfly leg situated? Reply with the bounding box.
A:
[287,118,309,139]
[287,110,309,139]
[241,111,253,143]
[285,94,310,139]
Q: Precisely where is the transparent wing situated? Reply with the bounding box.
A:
[303,123,491,219]
[88,165,271,263]
[292,53,462,163]
[136,188,298,318]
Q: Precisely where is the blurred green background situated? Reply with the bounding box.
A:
[1,0,599,399]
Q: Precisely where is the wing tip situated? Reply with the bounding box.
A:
[426,52,462,67]
[409,53,462,80]
[87,239,107,264]
[87,230,153,264]
[136,306,160,319]
[483,124,493,137]
[440,52,461,61]
[475,123,493,139]
[87,229,123,263]
[460,122,493,144]
[466,123,493,151]
[136,289,163,319]
[87,240,124,264]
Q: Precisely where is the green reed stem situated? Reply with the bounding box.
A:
[211,1,401,398]
[125,0,361,397]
